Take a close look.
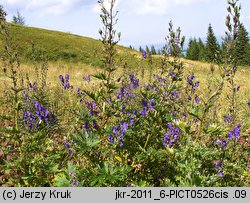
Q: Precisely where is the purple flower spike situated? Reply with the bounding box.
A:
[149,99,155,110]
[195,96,200,104]
[142,50,147,59]
[65,74,70,81]
[108,134,114,143]
[214,160,222,169]
[218,170,223,177]
[142,99,147,107]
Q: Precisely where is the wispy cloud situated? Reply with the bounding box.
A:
[2,0,96,16]
[121,0,210,16]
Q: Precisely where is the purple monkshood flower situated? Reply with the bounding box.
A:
[122,122,129,131]
[228,125,241,140]
[171,91,181,99]
[248,99,250,108]
[71,179,79,187]
[221,139,227,149]
[85,102,98,117]
[170,71,175,78]
[83,74,91,82]
[24,101,55,129]
[149,99,155,110]
[64,142,72,155]
[224,115,232,123]
[65,74,69,81]
[163,122,182,147]
[142,99,147,107]
[64,142,70,149]
[130,118,135,125]
[216,139,227,149]
[117,86,131,100]
[195,96,200,104]
[214,160,222,169]
[192,81,199,91]
[218,170,223,177]
[59,74,73,90]
[236,86,240,91]
[76,88,81,93]
[140,107,148,118]
[187,75,195,85]
[108,134,114,143]
[142,50,147,59]
[109,121,130,146]
[129,74,139,89]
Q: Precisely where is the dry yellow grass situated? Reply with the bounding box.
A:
[0,59,249,127]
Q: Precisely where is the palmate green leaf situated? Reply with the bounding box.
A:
[187,106,201,120]
[204,123,224,135]
[84,90,96,101]
[0,115,12,121]
[53,173,70,187]
[93,72,107,81]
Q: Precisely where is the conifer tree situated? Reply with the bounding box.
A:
[205,23,220,62]
[0,5,7,22]
[186,38,199,60]
[234,23,249,65]
[151,45,157,55]
[12,10,25,25]
[198,38,206,61]
[145,45,150,54]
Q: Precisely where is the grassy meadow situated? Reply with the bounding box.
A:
[0,0,250,187]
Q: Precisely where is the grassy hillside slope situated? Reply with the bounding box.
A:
[0,23,139,67]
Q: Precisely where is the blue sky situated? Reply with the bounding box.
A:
[1,0,250,46]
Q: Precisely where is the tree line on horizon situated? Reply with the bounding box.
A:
[132,22,250,66]
[1,4,250,66]
[0,4,25,25]
[186,23,250,66]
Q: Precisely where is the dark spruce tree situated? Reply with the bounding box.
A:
[151,45,157,55]
[12,10,25,25]
[198,38,206,61]
[145,45,150,55]
[0,5,7,22]
[205,23,220,62]
[234,23,250,65]
[186,38,199,60]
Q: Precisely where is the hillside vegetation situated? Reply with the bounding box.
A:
[0,0,249,187]
[0,23,140,67]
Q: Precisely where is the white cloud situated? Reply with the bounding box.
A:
[92,0,120,13]
[122,0,210,16]
[1,0,96,16]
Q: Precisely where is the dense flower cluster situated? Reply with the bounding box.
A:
[140,98,155,117]
[83,74,91,82]
[129,74,139,89]
[142,50,147,59]
[163,122,182,147]
[224,115,232,123]
[64,142,73,155]
[83,102,99,133]
[59,74,73,90]
[108,121,131,147]
[228,125,240,140]
[117,74,140,100]
[187,75,199,91]
[23,101,55,129]
[215,138,227,149]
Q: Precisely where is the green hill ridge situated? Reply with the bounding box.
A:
[0,23,139,67]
